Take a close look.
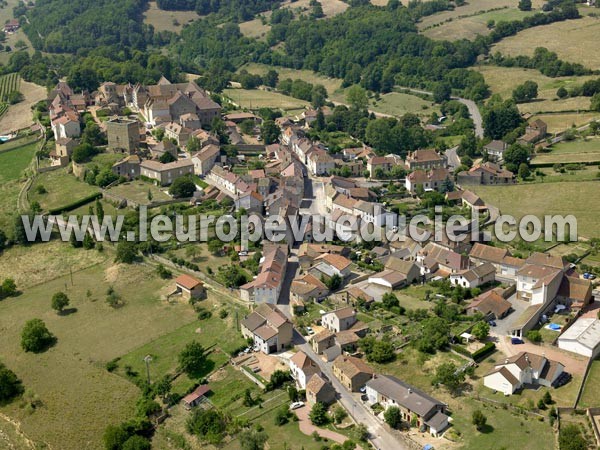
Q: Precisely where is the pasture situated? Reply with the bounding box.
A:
[533,137,600,164]
[105,180,172,205]
[143,1,202,33]
[224,87,310,111]
[368,91,438,117]
[29,168,100,213]
[531,112,600,133]
[0,137,37,183]
[492,16,600,71]
[238,0,349,39]
[0,259,201,450]
[469,182,600,239]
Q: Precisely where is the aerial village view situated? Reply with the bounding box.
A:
[0,0,600,449]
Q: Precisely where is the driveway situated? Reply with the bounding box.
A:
[490,294,529,337]
[298,341,409,450]
[444,146,460,172]
[294,404,351,444]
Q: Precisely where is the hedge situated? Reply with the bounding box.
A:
[450,344,473,358]
[472,342,496,362]
[47,192,102,215]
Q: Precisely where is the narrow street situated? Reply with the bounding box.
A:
[298,339,409,450]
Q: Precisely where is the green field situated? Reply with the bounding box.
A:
[469,182,600,239]
[368,91,438,117]
[534,165,600,183]
[0,258,202,449]
[579,359,600,408]
[533,138,600,164]
[224,88,310,111]
[531,112,600,134]
[143,1,202,33]
[492,16,600,71]
[29,168,100,212]
[105,180,172,205]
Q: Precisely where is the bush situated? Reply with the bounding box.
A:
[472,342,496,362]
[21,319,55,353]
[526,330,542,343]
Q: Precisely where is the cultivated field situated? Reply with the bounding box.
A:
[530,112,600,134]
[29,168,100,213]
[0,259,202,450]
[239,0,349,39]
[0,81,47,133]
[224,87,310,111]
[469,182,600,238]
[532,137,600,164]
[492,16,600,71]
[143,1,202,33]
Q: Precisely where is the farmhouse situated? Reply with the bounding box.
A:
[289,351,321,389]
[332,355,374,392]
[557,318,600,359]
[240,303,293,354]
[450,262,495,288]
[321,306,357,333]
[483,140,508,161]
[484,352,565,396]
[457,163,515,186]
[174,274,205,301]
[466,289,512,320]
[306,373,337,406]
[366,375,449,437]
[518,119,548,145]
[139,159,194,186]
[405,149,447,170]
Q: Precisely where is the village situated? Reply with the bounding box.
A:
[32,74,600,449]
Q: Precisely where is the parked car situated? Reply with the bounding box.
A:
[306,326,314,335]
[488,320,497,327]
[359,386,367,393]
[511,337,524,345]
[290,401,305,410]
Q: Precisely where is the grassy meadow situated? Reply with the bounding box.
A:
[533,137,600,164]
[143,1,202,33]
[29,167,100,212]
[224,88,310,111]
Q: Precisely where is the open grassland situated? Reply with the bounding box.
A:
[419,0,545,39]
[143,1,202,33]
[239,0,349,39]
[534,165,600,183]
[0,138,37,183]
[106,180,172,205]
[475,66,596,110]
[241,63,344,98]
[29,167,100,212]
[492,16,600,71]
[0,241,108,288]
[368,91,438,117]
[533,137,600,164]
[469,182,600,238]
[0,258,202,450]
[579,359,600,408]
[224,88,310,110]
[531,112,600,133]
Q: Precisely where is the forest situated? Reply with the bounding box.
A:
[158,0,282,20]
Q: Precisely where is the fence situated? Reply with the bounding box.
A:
[588,408,600,447]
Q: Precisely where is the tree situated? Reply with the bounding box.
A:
[115,241,138,264]
[471,321,490,341]
[416,317,450,353]
[96,198,104,224]
[483,100,523,139]
[103,425,129,450]
[591,93,600,112]
[309,402,329,426]
[384,406,402,429]
[472,409,487,431]
[333,405,348,424]
[381,292,399,310]
[526,330,542,343]
[0,361,23,402]
[264,69,279,88]
[1,278,17,297]
[433,362,464,392]
[186,408,227,445]
[346,84,368,110]
[159,151,176,163]
[363,339,395,363]
[178,342,208,377]
[0,228,6,252]
[543,391,553,405]
[122,435,151,450]
[518,0,532,11]
[260,120,280,144]
[512,81,538,103]
[518,163,530,180]
[503,143,530,171]
[557,86,568,99]
[311,84,328,108]
[21,319,54,353]
[433,82,451,104]
[239,429,268,450]
[274,404,291,425]
[169,176,196,198]
[324,273,342,291]
[51,291,70,313]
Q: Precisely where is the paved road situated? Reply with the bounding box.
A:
[298,340,408,450]
[395,86,485,138]
[445,145,460,171]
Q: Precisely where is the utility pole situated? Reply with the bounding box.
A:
[143,355,152,385]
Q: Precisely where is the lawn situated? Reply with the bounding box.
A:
[143,1,202,33]
[105,180,172,205]
[368,92,438,117]
[0,139,38,183]
[492,16,600,71]
[29,168,100,212]
[578,358,600,408]
[0,257,201,450]
[224,88,310,111]
[469,182,600,239]
[532,137,600,164]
